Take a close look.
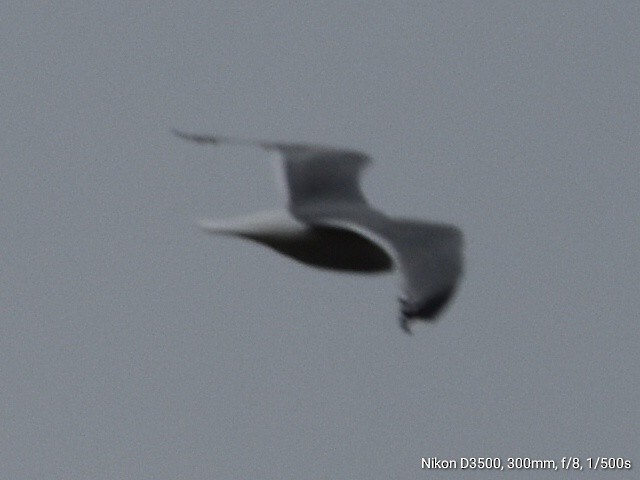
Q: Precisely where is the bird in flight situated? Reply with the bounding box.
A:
[175,131,463,333]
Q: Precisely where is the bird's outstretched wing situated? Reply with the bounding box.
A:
[384,221,463,329]
[173,131,371,209]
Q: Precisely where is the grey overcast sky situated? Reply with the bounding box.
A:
[2,2,638,479]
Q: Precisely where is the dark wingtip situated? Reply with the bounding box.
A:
[171,128,189,139]
[172,129,219,144]
[399,315,414,335]
[398,297,413,334]
[398,286,458,333]
[398,302,414,335]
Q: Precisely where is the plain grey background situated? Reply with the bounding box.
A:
[2,2,638,478]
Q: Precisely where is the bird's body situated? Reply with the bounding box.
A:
[176,131,463,333]
[199,209,393,272]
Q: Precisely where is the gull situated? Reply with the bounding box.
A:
[175,131,463,333]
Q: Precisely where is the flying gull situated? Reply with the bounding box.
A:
[175,131,464,333]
